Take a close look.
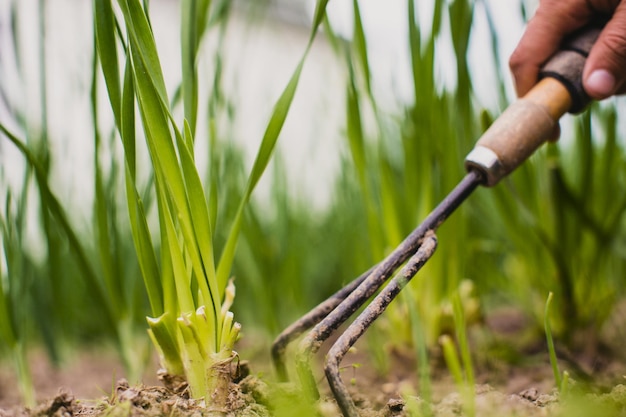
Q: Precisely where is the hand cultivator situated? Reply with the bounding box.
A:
[272,26,602,417]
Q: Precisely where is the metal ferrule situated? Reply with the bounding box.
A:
[464,146,502,186]
[463,96,557,187]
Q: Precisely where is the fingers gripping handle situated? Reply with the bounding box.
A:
[540,26,602,113]
[465,26,602,186]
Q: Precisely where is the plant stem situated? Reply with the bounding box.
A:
[545,292,562,390]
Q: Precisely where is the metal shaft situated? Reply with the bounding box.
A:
[409,169,484,233]
[292,169,484,399]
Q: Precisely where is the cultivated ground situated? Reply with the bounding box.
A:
[2,308,626,416]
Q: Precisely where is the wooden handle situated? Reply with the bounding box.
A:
[524,77,573,119]
[465,78,571,186]
[465,25,602,186]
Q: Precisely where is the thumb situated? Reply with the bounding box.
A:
[583,3,626,99]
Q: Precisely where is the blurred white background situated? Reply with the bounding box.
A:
[0,0,530,215]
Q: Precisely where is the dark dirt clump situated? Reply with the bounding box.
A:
[0,377,271,417]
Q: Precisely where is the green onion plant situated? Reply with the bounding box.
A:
[94,0,331,404]
[439,290,477,417]
[545,292,571,395]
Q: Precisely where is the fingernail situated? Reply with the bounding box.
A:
[586,69,616,98]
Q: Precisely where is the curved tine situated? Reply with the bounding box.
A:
[295,231,430,399]
[294,173,481,398]
[271,266,375,382]
[325,234,438,417]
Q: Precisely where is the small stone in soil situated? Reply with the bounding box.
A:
[386,398,404,413]
[519,387,540,402]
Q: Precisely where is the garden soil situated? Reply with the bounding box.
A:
[2,309,626,417]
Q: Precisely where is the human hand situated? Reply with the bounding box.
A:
[510,0,626,100]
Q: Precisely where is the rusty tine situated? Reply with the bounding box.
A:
[271,265,376,381]
[325,233,437,417]
[281,172,482,400]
